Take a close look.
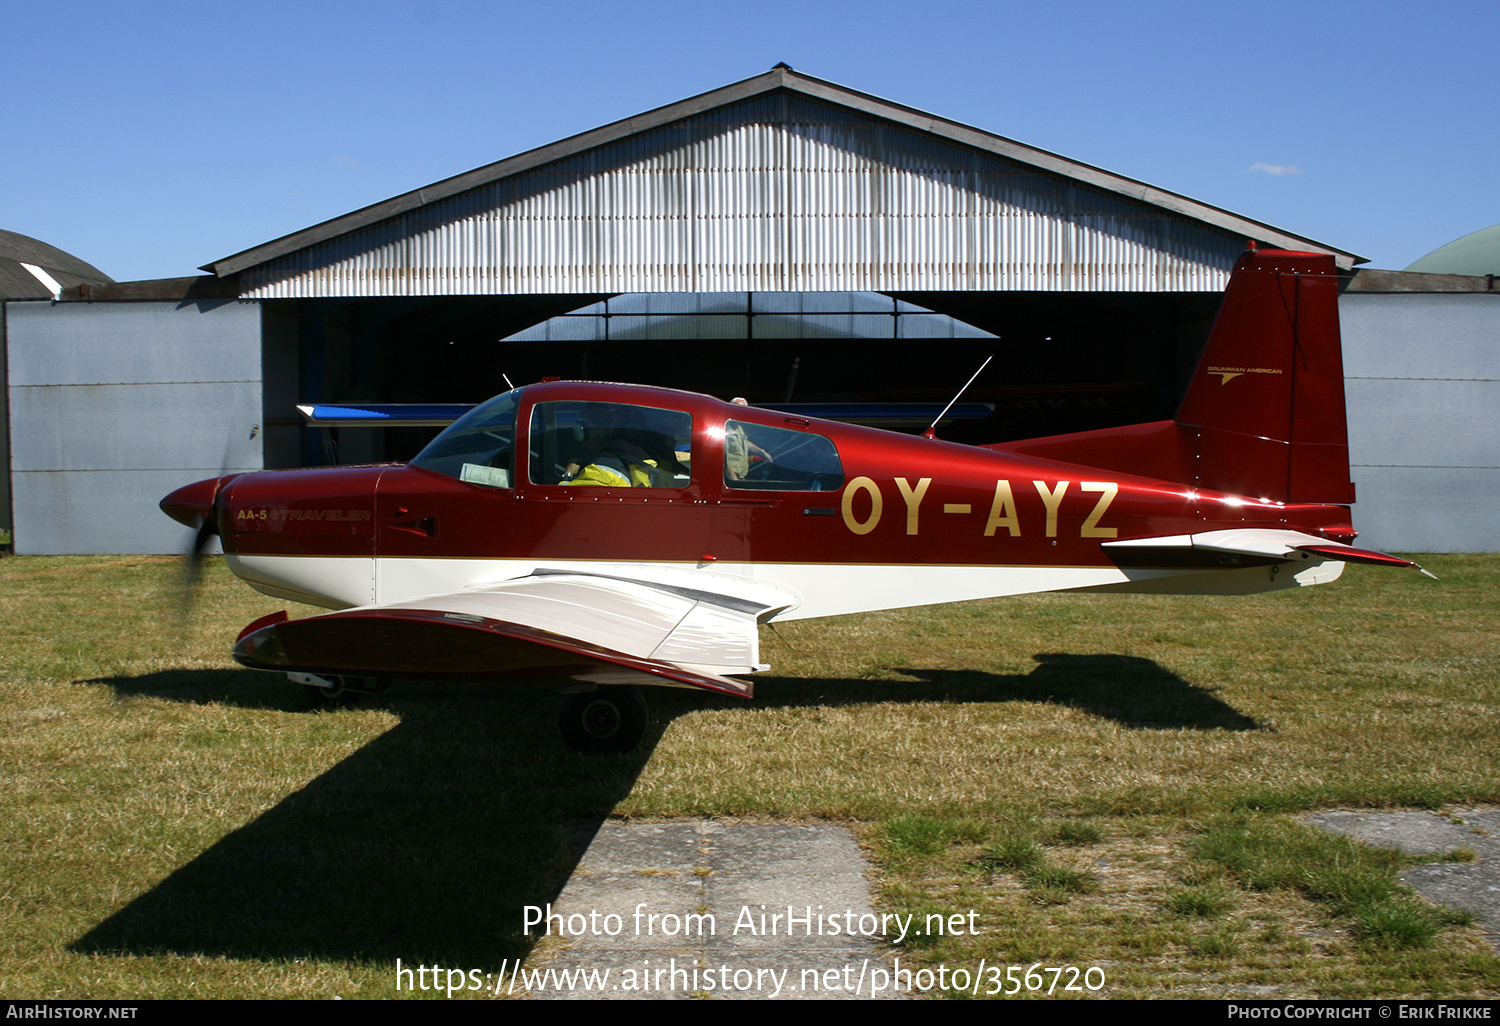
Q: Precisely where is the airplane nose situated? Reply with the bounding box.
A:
[160,476,234,529]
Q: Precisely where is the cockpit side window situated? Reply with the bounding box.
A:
[724,420,844,491]
[529,401,693,488]
[409,389,520,488]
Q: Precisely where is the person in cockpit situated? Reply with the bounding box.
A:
[564,405,675,487]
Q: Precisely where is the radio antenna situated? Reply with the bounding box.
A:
[923,355,993,440]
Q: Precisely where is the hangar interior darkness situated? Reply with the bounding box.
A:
[276,289,1221,467]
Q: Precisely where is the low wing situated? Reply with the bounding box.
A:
[1104,529,1435,577]
[232,570,798,698]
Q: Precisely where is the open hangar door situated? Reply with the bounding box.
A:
[272,288,1222,467]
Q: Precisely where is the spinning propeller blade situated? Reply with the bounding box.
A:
[161,474,235,605]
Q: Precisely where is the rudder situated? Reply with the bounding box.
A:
[1176,246,1353,504]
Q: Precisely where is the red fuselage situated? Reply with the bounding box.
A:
[166,380,1359,618]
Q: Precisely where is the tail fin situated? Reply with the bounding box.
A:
[995,246,1354,504]
[1177,246,1353,503]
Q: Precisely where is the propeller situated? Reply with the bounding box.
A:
[185,509,218,589]
[161,474,235,608]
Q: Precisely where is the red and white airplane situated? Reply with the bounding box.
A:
[162,247,1428,751]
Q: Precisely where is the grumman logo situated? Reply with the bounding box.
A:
[1209,365,1284,384]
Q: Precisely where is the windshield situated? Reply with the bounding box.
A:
[409,388,521,488]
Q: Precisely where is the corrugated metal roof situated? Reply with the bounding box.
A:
[214,68,1362,297]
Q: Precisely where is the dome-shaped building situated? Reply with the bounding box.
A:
[1404,223,1500,277]
[0,228,113,300]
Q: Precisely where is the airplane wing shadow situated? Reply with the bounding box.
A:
[72,674,649,966]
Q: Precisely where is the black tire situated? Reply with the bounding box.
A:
[558,686,648,753]
[303,676,362,709]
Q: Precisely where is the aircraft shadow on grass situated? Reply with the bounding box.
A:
[74,655,1258,965]
[74,673,646,967]
[746,653,1266,732]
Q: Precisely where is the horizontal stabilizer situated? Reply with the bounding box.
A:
[1291,543,1436,578]
[1104,529,1432,577]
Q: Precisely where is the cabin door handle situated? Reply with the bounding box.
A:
[385,514,437,538]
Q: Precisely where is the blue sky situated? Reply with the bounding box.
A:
[4,0,1494,282]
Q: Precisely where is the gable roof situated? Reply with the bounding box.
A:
[206,67,1362,291]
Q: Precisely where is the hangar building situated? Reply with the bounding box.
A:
[0,229,115,546]
[4,68,1496,554]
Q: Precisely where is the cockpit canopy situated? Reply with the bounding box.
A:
[410,384,845,493]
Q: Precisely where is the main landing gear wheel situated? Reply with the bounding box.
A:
[559,686,648,753]
[293,673,373,709]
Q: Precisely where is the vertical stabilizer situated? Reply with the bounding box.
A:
[1175,247,1353,504]
[989,247,1355,505]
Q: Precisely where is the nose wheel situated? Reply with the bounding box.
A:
[559,686,648,753]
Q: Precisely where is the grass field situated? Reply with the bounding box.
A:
[1,554,1496,999]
